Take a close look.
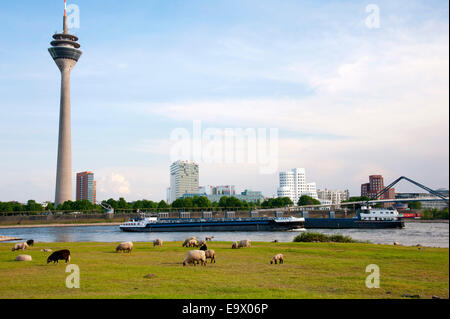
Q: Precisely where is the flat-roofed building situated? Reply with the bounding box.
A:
[169,161,199,203]
[76,171,96,204]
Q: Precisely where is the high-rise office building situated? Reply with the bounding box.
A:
[277,168,318,204]
[49,0,82,206]
[361,175,395,200]
[169,161,199,203]
[76,171,96,204]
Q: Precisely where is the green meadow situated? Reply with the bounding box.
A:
[0,241,448,299]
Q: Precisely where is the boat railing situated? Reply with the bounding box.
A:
[156,217,273,224]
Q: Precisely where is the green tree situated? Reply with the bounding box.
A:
[117,197,128,209]
[157,200,169,210]
[408,201,422,210]
[297,195,321,206]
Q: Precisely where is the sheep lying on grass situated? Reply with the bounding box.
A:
[16,255,32,262]
[238,239,251,248]
[270,254,284,264]
[153,238,163,247]
[183,250,206,266]
[116,241,133,253]
[12,242,28,251]
[41,249,53,252]
[204,249,216,263]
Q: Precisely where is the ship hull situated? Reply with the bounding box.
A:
[120,219,304,232]
[304,218,404,229]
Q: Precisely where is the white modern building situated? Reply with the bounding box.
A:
[277,168,318,205]
[317,189,350,207]
[169,161,199,203]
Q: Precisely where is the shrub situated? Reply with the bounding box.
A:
[293,232,358,243]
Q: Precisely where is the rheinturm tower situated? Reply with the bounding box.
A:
[49,0,82,206]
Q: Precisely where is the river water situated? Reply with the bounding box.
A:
[0,222,448,248]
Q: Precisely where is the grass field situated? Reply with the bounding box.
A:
[0,241,448,299]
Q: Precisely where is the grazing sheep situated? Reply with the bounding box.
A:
[238,239,251,248]
[182,237,197,247]
[183,250,206,266]
[116,241,133,253]
[47,249,71,264]
[231,242,238,249]
[26,239,34,247]
[197,240,206,247]
[16,255,32,262]
[186,239,198,247]
[205,236,214,241]
[417,244,423,250]
[272,239,279,243]
[12,242,28,252]
[153,238,163,247]
[41,249,53,252]
[270,254,284,264]
[393,242,401,246]
[204,249,216,263]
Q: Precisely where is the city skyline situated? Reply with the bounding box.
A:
[0,0,448,203]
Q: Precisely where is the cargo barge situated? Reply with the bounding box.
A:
[120,216,305,232]
[304,206,405,229]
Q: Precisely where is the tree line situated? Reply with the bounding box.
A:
[0,195,325,213]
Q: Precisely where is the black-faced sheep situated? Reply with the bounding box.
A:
[116,241,133,253]
[238,239,251,248]
[270,253,284,264]
[199,243,208,251]
[183,250,206,266]
[205,236,214,241]
[12,242,28,251]
[47,249,71,264]
[231,242,238,249]
[204,249,216,263]
[153,238,163,247]
[26,239,34,246]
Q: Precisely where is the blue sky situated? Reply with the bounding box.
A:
[0,0,448,202]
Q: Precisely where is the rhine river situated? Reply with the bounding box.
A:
[0,221,448,247]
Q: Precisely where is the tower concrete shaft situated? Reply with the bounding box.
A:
[49,1,82,206]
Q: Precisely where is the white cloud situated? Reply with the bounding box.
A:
[98,173,131,198]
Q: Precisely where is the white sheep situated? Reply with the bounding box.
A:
[204,249,216,263]
[270,253,284,264]
[15,255,32,262]
[12,242,28,252]
[116,241,133,253]
[182,237,197,247]
[153,238,163,247]
[183,250,206,266]
[197,240,206,247]
[238,239,251,248]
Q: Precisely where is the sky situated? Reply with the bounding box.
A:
[0,0,448,203]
